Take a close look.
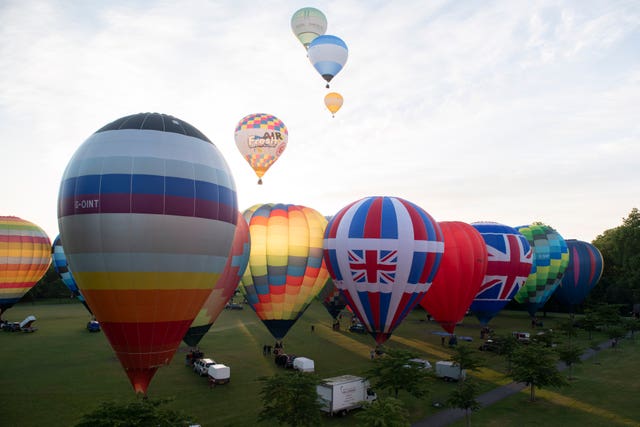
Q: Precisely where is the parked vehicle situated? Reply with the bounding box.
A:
[512,331,530,343]
[207,364,230,385]
[408,358,432,369]
[293,357,314,372]
[435,361,466,381]
[316,375,377,416]
[194,358,216,376]
[349,322,366,334]
[86,320,100,332]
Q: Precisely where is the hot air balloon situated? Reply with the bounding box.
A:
[307,35,348,88]
[419,221,487,334]
[234,113,288,185]
[58,112,238,394]
[323,196,444,345]
[291,7,327,50]
[239,203,330,340]
[51,235,92,314]
[513,223,569,317]
[0,216,51,319]
[554,239,603,309]
[317,277,348,320]
[183,211,250,347]
[469,222,533,325]
[324,92,343,117]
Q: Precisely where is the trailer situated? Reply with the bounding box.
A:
[435,361,466,381]
[316,375,377,416]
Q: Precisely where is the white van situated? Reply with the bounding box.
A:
[207,364,230,385]
[293,357,315,372]
[193,358,216,376]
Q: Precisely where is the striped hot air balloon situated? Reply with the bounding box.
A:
[291,7,327,50]
[239,203,330,340]
[183,211,250,347]
[57,112,237,394]
[51,235,92,314]
[554,239,603,309]
[0,217,51,318]
[307,35,348,88]
[323,196,444,345]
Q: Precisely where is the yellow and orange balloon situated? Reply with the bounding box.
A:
[324,92,343,117]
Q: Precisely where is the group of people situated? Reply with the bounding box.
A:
[263,340,284,356]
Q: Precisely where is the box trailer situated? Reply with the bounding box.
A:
[207,364,230,385]
[435,361,466,381]
[293,357,315,372]
[316,375,377,416]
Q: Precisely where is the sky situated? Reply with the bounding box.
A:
[1,0,638,243]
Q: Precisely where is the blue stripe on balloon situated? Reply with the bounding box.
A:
[348,198,374,238]
[357,289,375,327]
[327,249,343,281]
[380,198,398,239]
[408,251,427,283]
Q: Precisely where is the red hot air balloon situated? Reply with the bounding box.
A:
[420,221,488,334]
[323,196,444,345]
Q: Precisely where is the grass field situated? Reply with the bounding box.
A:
[0,301,637,427]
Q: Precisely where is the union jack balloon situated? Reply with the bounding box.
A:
[323,196,444,345]
[469,222,533,325]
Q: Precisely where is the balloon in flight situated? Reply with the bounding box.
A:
[291,7,327,50]
[58,112,238,394]
[323,196,444,345]
[469,222,533,325]
[234,113,288,185]
[307,35,348,88]
[0,216,51,318]
[513,223,569,317]
[183,211,250,347]
[239,203,330,340]
[419,221,487,334]
[51,235,92,314]
[554,239,603,309]
[324,92,343,117]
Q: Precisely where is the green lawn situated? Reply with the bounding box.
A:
[0,301,635,426]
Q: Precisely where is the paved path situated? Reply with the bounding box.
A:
[412,338,617,427]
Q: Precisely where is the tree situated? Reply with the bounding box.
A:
[557,319,578,343]
[623,317,640,339]
[449,344,483,382]
[258,371,322,427]
[74,398,196,427]
[493,334,519,371]
[447,379,481,427]
[556,343,583,379]
[355,397,410,427]
[606,325,626,350]
[365,347,433,398]
[580,309,600,340]
[509,342,568,402]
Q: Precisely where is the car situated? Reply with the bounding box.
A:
[225,302,244,310]
[193,358,216,376]
[349,323,366,334]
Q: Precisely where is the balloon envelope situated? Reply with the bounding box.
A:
[183,211,250,347]
[419,221,487,334]
[555,239,603,308]
[51,235,92,314]
[323,196,444,345]
[291,7,327,49]
[317,277,348,319]
[234,113,288,184]
[58,113,238,394]
[307,35,348,87]
[469,222,533,325]
[513,224,569,316]
[1,216,51,317]
[324,92,343,117]
[239,203,329,340]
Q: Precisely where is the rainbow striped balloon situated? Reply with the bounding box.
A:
[57,113,237,394]
[239,203,329,340]
[1,217,51,316]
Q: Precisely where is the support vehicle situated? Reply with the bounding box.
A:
[316,375,377,416]
[435,361,466,381]
[207,364,230,385]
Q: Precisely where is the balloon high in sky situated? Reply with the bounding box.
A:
[324,196,444,345]
[0,216,51,319]
[234,113,288,185]
[514,223,570,317]
[469,222,533,325]
[291,7,327,50]
[239,203,330,340]
[307,34,348,88]
[419,221,487,334]
[57,112,238,394]
[324,92,343,117]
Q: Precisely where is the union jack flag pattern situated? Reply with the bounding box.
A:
[469,222,533,325]
[324,196,444,344]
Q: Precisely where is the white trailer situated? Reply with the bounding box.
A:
[435,361,466,381]
[207,364,230,385]
[293,357,315,372]
[316,375,377,416]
